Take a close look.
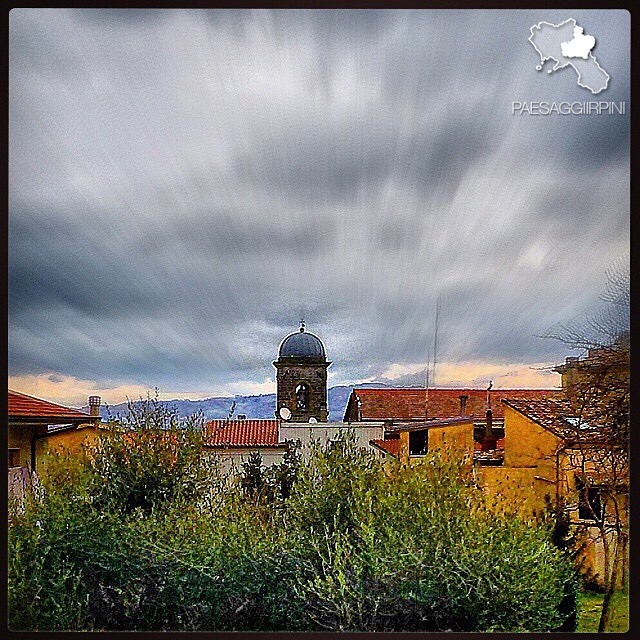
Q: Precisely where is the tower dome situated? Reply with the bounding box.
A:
[278,322,326,360]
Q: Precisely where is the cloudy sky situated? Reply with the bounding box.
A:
[9,9,629,405]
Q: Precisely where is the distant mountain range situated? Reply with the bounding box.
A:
[81,383,389,423]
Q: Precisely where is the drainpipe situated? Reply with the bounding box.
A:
[555,442,571,512]
[30,435,37,473]
[31,430,50,473]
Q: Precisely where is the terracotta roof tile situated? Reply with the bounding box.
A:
[346,388,562,422]
[204,419,283,448]
[8,389,90,421]
[502,397,602,441]
[370,438,401,457]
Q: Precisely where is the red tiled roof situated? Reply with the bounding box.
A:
[370,438,401,458]
[8,389,90,421]
[502,397,601,441]
[345,388,562,422]
[204,419,283,448]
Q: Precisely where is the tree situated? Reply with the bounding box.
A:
[9,429,576,631]
[543,258,629,632]
[90,389,210,515]
[240,440,302,504]
[559,347,628,632]
[271,439,302,501]
[240,451,267,502]
[543,255,629,351]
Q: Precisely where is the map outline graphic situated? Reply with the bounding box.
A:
[528,18,610,94]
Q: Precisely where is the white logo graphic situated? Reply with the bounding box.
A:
[529,19,609,94]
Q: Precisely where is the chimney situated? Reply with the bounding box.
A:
[88,395,101,420]
[562,356,580,404]
[237,414,247,420]
[459,394,468,417]
[485,409,493,440]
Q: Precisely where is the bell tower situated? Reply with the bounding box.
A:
[273,321,330,422]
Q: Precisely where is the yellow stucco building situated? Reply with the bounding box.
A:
[8,390,101,498]
[377,393,627,588]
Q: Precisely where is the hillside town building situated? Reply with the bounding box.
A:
[345,387,560,465]
[7,327,627,587]
[8,390,100,499]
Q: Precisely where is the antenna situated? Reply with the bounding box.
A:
[424,294,442,421]
[227,400,236,422]
[432,295,442,389]
[424,346,431,420]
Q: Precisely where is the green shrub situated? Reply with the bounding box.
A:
[8,427,577,632]
[90,393,210,515]
[286,439,577,632]
[9,454,106,630]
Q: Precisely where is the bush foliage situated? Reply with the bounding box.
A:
[9,424,576,632]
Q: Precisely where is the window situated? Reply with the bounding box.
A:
[409,430,427,456]
[295,383,309,411]
[576,477,604,521]
[8,449,20,469]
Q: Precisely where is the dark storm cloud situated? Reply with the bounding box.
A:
[9,8,629,395]
[233,100,502,206]
[559,116,629,165]
[9,212,164,318]
[138,212,337,259]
